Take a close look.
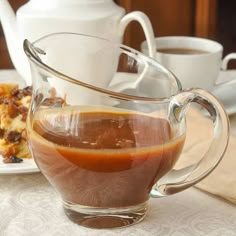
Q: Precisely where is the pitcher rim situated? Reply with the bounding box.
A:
[23,32,182,103]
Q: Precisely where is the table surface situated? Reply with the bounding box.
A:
[0,70,236,236]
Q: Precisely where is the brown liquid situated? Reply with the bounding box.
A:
[29,108,185,208]
[157,48,209,55]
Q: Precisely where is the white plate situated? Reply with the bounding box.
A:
[0,158,39,174]
[0,70,27,86]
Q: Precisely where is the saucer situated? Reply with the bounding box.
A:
[211,70,236,116]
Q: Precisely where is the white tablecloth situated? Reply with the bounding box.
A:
[1,173,236,236]
[0,70,236,236]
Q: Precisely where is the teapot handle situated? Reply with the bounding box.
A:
[119,11,156,58]
[151,88,229,197]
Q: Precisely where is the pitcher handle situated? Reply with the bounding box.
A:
[151,88,229,197]
[119,11,156,58]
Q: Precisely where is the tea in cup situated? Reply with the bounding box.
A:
[24,33,229,229]
[141,36,236,90]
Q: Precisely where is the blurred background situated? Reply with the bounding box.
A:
[0,0,236,69]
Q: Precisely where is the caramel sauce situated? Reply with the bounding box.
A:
[29,108,185,207]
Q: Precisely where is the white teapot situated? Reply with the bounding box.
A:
[0,0,156,85]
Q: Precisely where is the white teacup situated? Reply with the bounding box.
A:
[141,36,235,90]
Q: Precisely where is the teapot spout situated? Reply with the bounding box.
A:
[0,0,31,85]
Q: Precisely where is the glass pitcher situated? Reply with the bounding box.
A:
[24,33,229,229]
